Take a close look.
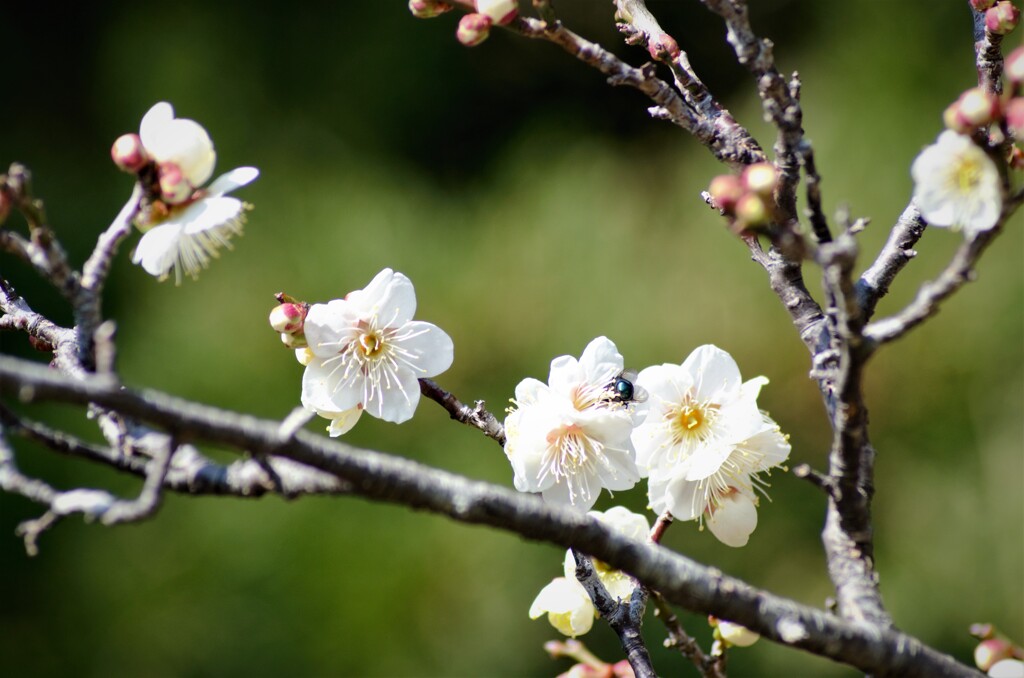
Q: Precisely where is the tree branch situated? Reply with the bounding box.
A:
[0,355,978,677]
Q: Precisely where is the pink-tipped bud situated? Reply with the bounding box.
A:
[1007,98,1024,136]
[157,162,192,205]
[476,0,518,25]
[955,87,1002,128]
[708,174,744,213]
[986,1,1020,34]
[735,193,770,227]
[1007,46,1024,88]
[943,101,973,134]
[111,133,149,173]
[647,33,681,60]
[975,638,1016,672]
[742,162,778,196]
[269,302,306,334]
[408,0,452,19]
[457,13,492,46]
[971,0,997,10]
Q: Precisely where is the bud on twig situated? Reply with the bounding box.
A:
[269,302,306,334]
[457,13,492,46]
[975,638,1017,672]
[970,0,997,10]
[1007,46,1024,89]
[735,192,770,227]
[953,87,1002,128]
[1006,98,1024,137]
[111,134,149,173]
[647,33,680,60]
[986,1,1020,34]
[157,163,192,205]
[742,162,778,197]
[708,174,744,213]
[408,0,452,19]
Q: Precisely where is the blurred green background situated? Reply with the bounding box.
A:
[1,1,1021,676]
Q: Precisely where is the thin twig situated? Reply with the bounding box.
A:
[419,378,506,446]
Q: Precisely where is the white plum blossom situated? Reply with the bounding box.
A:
[632,345,790,546]
[300,269,454,433]
[503,337,641,512]
[130,102,258,283]
[529,577,596,637]
[911,130,1002,237]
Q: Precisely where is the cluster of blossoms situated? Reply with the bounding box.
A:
[408,0,518,47]
[912,38,1024,237]
[706,162,779,231]
[111,102,258,283]
[504,338,790,548]
[271,269,454,436]
[970,0,1021,34]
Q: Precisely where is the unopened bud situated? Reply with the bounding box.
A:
[971,0,997,10]
[269,302,306,334]
[476,0,518,25]
[708,174,744,213]
[955,87,1002,128]
[975,638,1016,672]
[647,33,680,60]
[408,0,452,19]
[742,162,778,196]
[944,101,974,134]
[157,162,192,205]
[986,1,1020,34]
[1007,46,1024,87]
[1007,98,1024,137]
[735,193,770,227]
[295,347,314,366]
[111,134,149,173]
[457,13,492,46]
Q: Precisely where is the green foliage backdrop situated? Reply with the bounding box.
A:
[1,1,1020,676]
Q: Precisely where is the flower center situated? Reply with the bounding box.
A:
[358,330,385,358]
[666,392,718,445]
[955,157,982,193]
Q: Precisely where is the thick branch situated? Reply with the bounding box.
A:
[0,355,977,677]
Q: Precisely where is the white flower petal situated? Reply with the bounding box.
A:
[362,363,421,424]
[548,355,584,396]
[578,336,624,385]
[206,166,259,196]
[346,269,417,326]
[391,320,454,379]
[139,102,215,186]
[529,578,595,637]
[316,407,363,437]
[180,196,245,234]
[707,492,758,547]
[590,506,651,541]
[682,345,743,402]
[301,358,363,413]
[132,223,184,278]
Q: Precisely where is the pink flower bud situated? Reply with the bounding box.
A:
[735,193,770,227]
[955,87,1002,128]
[1007,46,1024,87]
[975,638,1016,672]
[157,162,192,205]
[1007,98,1024,137]
[269,302,307,334]
[943,101,974,134]
[742,162,778,196]
[111,133,149,173]
[647,33,680,60]
[708,174,744,213]
[457,13,492,46]
[986,1,1020,34]
[476,0,518,26]
[971,0,997,10]
[408,0,452,19]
